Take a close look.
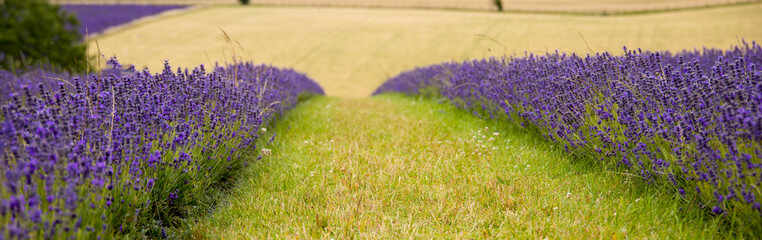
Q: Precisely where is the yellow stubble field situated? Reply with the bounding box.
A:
[55,0,759,13]
[88,3,762,97]
[243,0,761,13]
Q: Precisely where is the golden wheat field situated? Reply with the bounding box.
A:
[88,3,762,97]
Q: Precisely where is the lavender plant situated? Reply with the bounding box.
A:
[0,68,128,104]
[374,42,762,233]
[0,58,323,238]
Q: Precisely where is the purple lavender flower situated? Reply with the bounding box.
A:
[1,57,323,238]
[374,41,762,225]
[712,206,725,215]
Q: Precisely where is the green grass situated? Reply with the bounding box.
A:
[89,4,762,97]
[193,94,728,239]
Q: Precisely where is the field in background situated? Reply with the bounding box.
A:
[51,0,761,13]
[88,3,762,97]
[50,0,234,5]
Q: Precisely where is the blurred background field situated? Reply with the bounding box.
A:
[87,3,762,97]
[50,0,761,13]
[61,4,190,37]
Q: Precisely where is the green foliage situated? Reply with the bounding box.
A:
[0,0,87,73]
[239,0,250,5]
[493,0,503,11]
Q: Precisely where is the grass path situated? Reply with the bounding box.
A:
[193,95,724,239]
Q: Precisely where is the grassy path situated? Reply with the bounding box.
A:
[193,95,723,239]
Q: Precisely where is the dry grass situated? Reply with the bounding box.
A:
[225,0,762,13]
[88,3,762,97]
[489,0,760,13]
[192,95,725,239]
[52,0,760,13]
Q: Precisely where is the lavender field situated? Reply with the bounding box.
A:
[2,0,762,238]
[0,58,323,238]
[60,4,188,36]
[374,42,762,232]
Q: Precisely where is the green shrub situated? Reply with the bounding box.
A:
[239,0,250,5]
[0,0,87,73]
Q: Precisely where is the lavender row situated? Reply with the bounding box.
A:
[0,59,323,238]
[374,42,762,230]
[59,4,189,36]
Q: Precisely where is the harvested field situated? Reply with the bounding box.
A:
[88,3,762,97]
[52,0,761,13]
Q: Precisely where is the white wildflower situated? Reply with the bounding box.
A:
[261,127,267,132]
[261,148,272,155]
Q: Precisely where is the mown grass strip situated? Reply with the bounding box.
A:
[194,94,727,239]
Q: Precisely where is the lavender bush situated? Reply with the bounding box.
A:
[60,4,189,36]
[0,58,323,238]
[0,68,128,104]
[375,42,762,233]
